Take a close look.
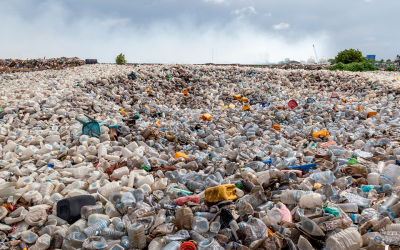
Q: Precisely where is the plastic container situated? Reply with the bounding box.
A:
[204,184,237,203]
[127,223,146,250]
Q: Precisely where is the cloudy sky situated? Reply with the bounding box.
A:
[1,0,398,63]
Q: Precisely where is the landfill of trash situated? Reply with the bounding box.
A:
[0,58,85,75]
[1,63,400,250]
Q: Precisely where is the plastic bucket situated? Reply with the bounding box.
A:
[180,242,196,250]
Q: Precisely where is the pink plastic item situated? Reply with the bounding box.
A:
[173,195,200,205]
[280,203,292,222]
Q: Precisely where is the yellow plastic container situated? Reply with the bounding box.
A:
[205,184,237,203]
[367,111,377,118]
[201,113,212,121]
[120,110,126,115]
[182,89,188,95]
[243,104,250,111]
[154,121,161,126]
[228,103,235,109]
[313,130,329,139]
[174,152,188,159]
[241,97,248,103]
[234,95,241,100]
[273,125,281,131]
[147,87,151,93]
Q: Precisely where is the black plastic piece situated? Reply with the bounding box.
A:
[56,195,96,223]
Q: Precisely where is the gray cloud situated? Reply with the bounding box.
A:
[1,0,398,63]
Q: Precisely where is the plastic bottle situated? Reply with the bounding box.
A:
[344,193,370,208]
[325,227,362,250]
[83,219,110,237]
[163,241,181,250]
[112,217,125,231]
[120,236,129,249]
[335,203,358,213]
[379,164,400,185]
[311,170,336,184]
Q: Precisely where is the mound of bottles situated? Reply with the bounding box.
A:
[0,57,85,74]
[0,63,400,250]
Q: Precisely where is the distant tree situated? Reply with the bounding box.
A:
[328,58,335,64]
[380,59,384,64]
[115,53,127,65]
[335,49,364,64]
[386,59,392,63]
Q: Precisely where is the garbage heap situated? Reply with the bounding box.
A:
[0,64,400,250]
[0,57,85,74]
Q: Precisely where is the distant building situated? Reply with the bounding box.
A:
[395,55,400,65]
[307,56,316,64]
[319,56,328,64]
[365,55,376,61]
[286,60,300,65]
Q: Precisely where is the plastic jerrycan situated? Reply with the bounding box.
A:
[205,184,237,203]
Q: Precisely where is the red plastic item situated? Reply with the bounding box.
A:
[173,195,200,205]
[180,242,196,250]
[288,100,298,109]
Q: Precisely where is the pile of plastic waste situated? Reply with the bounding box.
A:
[0,63,400,250]
[0,57,85,74]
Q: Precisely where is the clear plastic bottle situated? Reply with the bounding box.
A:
[325,227,362,250]
[100,227,126,240]
[239,216,267,238]
[311,170,335,184]
[335,203,358,213]
[83,219,110,237]
[162,230,190,244]
[379,164,400,185]
[112,217,125,231]
[344,193,370,208]
[120,236,129,249]
[162,241,181,250]
[379,194,400,213]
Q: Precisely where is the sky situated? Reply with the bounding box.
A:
[1,0,399,64]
